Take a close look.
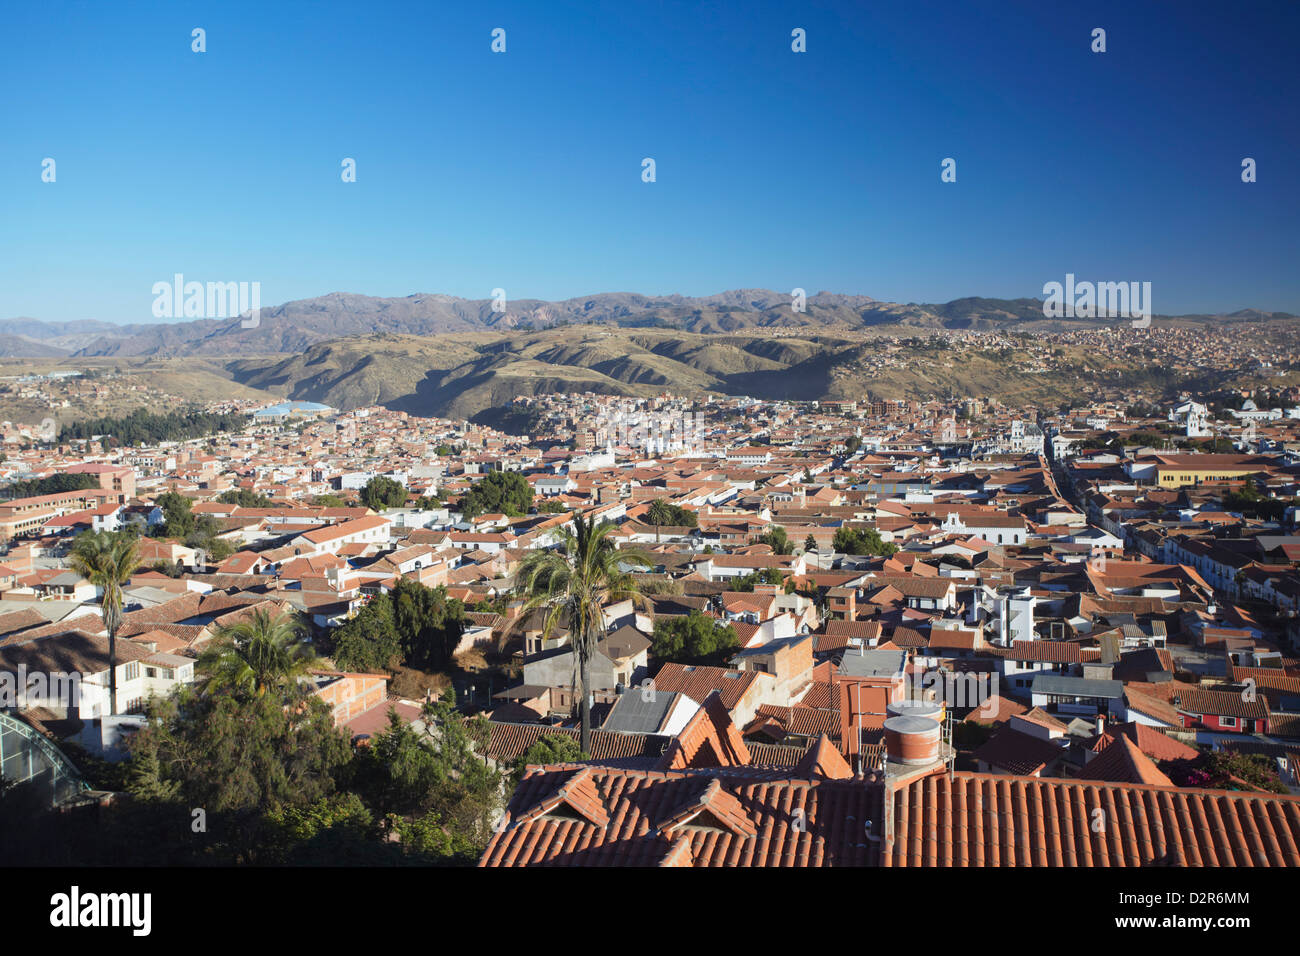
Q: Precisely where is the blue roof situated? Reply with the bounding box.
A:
[254,401,332,416]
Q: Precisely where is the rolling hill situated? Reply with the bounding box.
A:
[8,290,1292,360]
[221,324,1268,423]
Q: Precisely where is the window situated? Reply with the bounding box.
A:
[1220,716,1237,728]
[124,662,140,681]
[145,667,157,679]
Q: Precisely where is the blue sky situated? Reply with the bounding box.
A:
[2,0,1297,323]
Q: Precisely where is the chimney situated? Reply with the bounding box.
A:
[1094,713,1105,737]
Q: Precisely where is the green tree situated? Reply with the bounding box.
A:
[153,491,195,537]
[389,578,466,670]
[260,793,375,864]
[756,525,793,555]
[510,734,585,788]
[183,513,234,562]
[330,594,403,673]
[515,514,650,752]
[1190,750,1288,794]
[651,611,739,666]
[218,488,274,508]
[69,530,140,715]
[646,498,673,542]
[804,534,818,552]
[197,607,316,699]
[646,499,696,536]
[344,695,502,859]
[59,407,250,445]
[361,475,408,511]
[461,471,533,519]
[833,526,897,556]
[313,494,346,507]
[730,567,786,591]
[128,683,350,820]
[328,580,464,672]
[0,471,98,501]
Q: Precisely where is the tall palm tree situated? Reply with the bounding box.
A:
[515,513,650,753]
[646,498,673,544]
[69,530,140,716]
[197,606,316,699]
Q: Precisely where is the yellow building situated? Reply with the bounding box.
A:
[1151,454,1268,488]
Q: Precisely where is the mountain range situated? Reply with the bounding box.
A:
[3,290,1292,359]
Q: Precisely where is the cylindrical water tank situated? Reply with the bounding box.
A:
[883,715,941,766]
[887,699,943,723]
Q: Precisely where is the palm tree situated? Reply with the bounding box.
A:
[198,606,315,699]
[646,498,673,544]
[515,513,650,752]
[69,530,140,716]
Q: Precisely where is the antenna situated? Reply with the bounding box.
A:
[945,703,956,778]
[856,681,863,776]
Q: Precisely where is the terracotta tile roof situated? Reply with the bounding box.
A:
[658,692,751,770]
[928,626,981,650]
[798,680,835,710]
[991,640,1101,664]
[745,741,814,768]
[480,767,884,867]
[1078,733,1174,787]
[117,621,208,647]
[962,694,1027,725]
[751,704,842,742]
[0,628,154,675]
[486,743,1300,866]
[890,626,928,648]
[299,515,390,543]
[1176,687,1269,721]
[1018,707,1069,732]
[883,771,1300,866]
[823,620,883,641]
[974,729,1066,776]
[0,608,49,637]
[651,662,761,712]
[659,777,758,838]
[1229,665,1300,697]
[478,720,667,766]
[1121,687,1182,726]
[0,612,104,645]
[1270,713,1300,740]
[1103,721,1200,762]
[514,767,610,828]
[793,735,853,780]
